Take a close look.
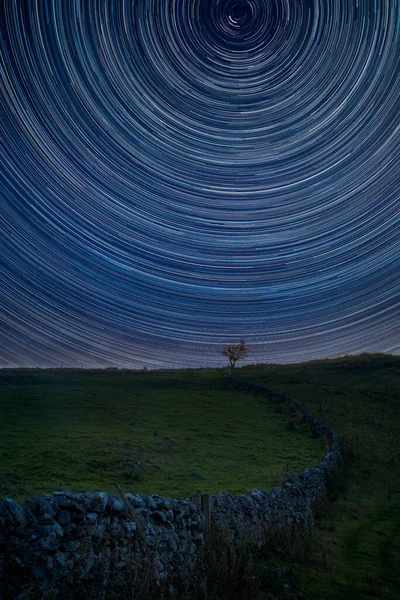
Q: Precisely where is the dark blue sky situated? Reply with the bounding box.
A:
[0,0,399,368]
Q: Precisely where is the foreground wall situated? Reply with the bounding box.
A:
[0,377,342,597]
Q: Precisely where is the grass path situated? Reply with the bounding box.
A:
[246,358,400,600]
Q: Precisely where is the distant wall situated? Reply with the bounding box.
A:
[0,377,342,598]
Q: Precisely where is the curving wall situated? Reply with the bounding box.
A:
[0,377,342,597]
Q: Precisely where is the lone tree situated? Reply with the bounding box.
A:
[219,340,250,370]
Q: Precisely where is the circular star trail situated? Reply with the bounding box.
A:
[0,0,399,368]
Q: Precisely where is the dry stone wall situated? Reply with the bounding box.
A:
[0,377,342,598]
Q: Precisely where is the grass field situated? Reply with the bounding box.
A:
[1,355,399,600]
[0,369,324,500]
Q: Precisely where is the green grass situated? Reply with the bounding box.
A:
[1,356,399,600]
[244,354,400,600]
[0,369,324,501]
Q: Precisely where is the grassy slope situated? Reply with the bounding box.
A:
[0,369,324,500]
[1,357,399,599]
[244,356,400,600]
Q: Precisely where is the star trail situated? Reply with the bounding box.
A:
[0,0,399,368]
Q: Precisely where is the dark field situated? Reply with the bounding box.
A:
[0,369,323,499]
[1,354,399,600]
[244,355,400,600]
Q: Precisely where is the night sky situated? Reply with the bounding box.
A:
[0,0,399,368]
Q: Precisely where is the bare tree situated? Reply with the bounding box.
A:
[219,340,250,370]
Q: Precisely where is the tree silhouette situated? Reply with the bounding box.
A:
[219,340,250,370]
